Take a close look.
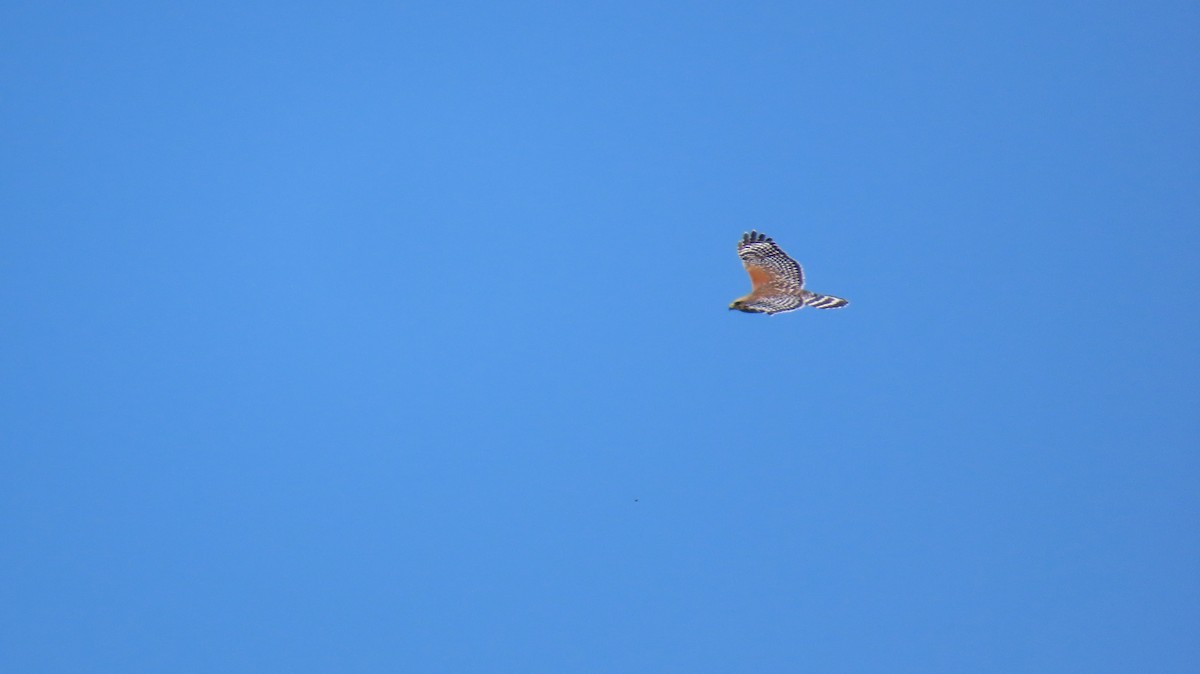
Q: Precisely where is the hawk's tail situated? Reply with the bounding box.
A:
[802,291,849,310]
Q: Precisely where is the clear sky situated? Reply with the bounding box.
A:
[3,2,1198,672]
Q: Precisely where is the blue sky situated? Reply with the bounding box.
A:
[3,1,1198,671]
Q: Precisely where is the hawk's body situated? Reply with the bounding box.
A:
[729,231,848,315]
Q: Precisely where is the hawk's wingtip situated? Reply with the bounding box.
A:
[741,230,775,245]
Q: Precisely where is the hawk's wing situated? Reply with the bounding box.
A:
[737,231,804,291]
[737,293,806,315]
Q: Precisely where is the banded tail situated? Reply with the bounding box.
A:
[802,291,849,310]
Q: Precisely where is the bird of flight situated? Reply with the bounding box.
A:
[728,231,849,315]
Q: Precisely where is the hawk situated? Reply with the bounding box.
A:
[729,231,849,314]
